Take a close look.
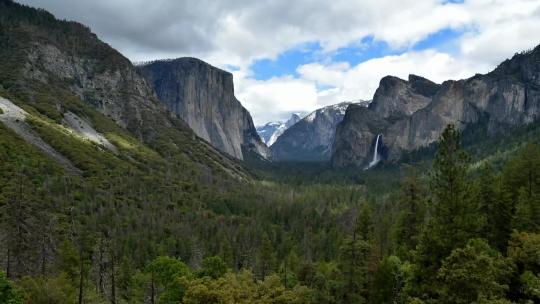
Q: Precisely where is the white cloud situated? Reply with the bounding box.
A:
[239,50,490,125]
[235,76,318,125]
[459,0,540,65]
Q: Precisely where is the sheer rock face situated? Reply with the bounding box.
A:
[139,58,267,160]
[270,101,368,161]
[332,46,540,168]
[22,42,165,141]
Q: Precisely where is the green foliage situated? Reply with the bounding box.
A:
[182,271,313,304]
[392,171,426,259]
[371,255,405,304]
[436,239,512,304]
[0,271,22,304]
[199,256,228,279]
[19,274,78,304]
[414,124,482,296]
[147,256,191,304]
[338,236,370,303]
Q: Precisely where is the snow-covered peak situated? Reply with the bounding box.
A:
[303,100,369,123]
[256,113,303,146]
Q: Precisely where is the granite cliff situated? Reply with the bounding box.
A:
[332,46,540,168]
[139,58,267,160]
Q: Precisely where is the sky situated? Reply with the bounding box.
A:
[16,0,540,125]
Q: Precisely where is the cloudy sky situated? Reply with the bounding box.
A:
[16,0,540,125]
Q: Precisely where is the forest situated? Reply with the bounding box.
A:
[1,116,540,304]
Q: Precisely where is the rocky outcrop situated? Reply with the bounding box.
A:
[257,113,302,146]
[17,33,165,141]
[138,58,267,160]
[271,101,368,161]
[332,46,540,168]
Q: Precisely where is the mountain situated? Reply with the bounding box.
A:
[270,101,369,161]
[0,0,249,180]
[138,58,267,160]
[256,113,302,146]
[332,46,540,168]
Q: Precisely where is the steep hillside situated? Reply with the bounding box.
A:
[332,47,540,168]
[0,0,249,180]
[138,58,268,160]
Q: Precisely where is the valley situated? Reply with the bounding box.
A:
[1,1,540,303]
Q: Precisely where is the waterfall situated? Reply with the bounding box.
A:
[365,134,381,170]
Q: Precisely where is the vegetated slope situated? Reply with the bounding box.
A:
[0,0,249,181]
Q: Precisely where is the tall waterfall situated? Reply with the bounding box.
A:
[365,134,381,170]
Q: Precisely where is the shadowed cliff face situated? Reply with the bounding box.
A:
[138,58,267,160]
[270,101,368,161]
[332,46,540,168]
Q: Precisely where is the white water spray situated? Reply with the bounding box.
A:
[365,134,381,170]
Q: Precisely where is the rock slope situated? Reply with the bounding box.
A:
[332,46,540,168]
[138,58,268,160]
[0,96,81,174]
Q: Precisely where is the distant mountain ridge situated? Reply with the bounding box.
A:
[270,100,369,161]
[257,113,302,146]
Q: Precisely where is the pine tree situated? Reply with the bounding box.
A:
[258,233,276,279]
[414,124,481,298]
[393,171,426,259]
[475,163,514,250]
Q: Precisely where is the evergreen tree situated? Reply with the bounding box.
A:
[414,124,480,298]
[393,171,426,259]
[437,239,512,304]
[258,233,276,279]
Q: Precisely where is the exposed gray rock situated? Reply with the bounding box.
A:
[138,58,268,160]
[0,96,82,175]
[271,101,369,161]
[63,111,117,153]
[332,46,540,168]
[23,42,165,139]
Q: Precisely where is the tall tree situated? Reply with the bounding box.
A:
[393,171,426,259]
[475,163,513,250]
[414,124,480,297]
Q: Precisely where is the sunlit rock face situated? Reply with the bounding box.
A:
[139,58,267,160]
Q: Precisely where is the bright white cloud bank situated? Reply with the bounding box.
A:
[17,0,540,124]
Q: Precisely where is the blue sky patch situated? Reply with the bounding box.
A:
[249,27,466,81]
[250,42,321,80]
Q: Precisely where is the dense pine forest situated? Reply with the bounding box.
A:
[2,117,540,304]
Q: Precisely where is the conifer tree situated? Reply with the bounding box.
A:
[414,124,480,297]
